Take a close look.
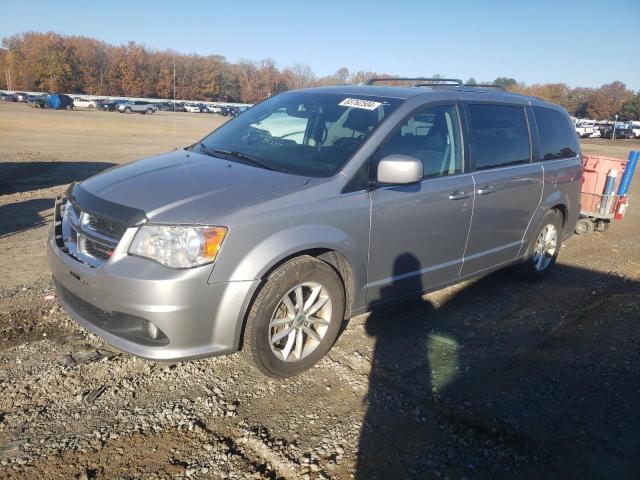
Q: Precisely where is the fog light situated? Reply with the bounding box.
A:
[147,322,159,339]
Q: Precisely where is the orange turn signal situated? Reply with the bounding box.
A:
[203,227,227,259]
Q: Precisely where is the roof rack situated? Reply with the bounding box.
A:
[366,77,463,86]
[463,83,504,90]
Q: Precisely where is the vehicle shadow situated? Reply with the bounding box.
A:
[0,161,115,195]
[0,198,55,237]
[356,258,640,479]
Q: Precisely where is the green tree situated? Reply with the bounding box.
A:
[618,93,640,120]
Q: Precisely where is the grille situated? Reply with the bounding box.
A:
[59,199,127,268]
[55,279,111,327]
[85,238,112,261]
[87,214,127,238]
[54,277,169,346]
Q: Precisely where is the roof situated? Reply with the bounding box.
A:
[291,84,566,113]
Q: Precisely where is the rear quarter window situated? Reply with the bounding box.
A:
[533,106,579,160]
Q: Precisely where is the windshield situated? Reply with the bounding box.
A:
[195,92,402,177]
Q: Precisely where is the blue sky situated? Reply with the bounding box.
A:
[2,0,639,90]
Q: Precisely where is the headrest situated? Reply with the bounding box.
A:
[343,108,379,134]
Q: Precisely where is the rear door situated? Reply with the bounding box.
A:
[460,102,543,276]
[367,102,474,304]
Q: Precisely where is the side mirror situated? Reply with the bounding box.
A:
[376,154,423,185]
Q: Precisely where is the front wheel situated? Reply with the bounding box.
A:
[125,107,131,114]
[242,256,345,378]
[513,210,562,281]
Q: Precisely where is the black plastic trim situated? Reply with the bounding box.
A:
[67,183,148,227]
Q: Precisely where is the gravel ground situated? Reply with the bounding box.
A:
[1,101,639,479]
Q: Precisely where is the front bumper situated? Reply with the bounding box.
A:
[47,228,259,361]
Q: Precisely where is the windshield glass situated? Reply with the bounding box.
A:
[196,92,402,177]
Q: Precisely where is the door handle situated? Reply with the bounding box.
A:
[448,191,471,200]
[477,185,496,195]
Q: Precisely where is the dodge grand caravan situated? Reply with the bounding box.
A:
[48,79,581,377]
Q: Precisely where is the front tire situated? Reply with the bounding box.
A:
[125,107,131,114]
[513,210,562,281]
[242,256,345,378]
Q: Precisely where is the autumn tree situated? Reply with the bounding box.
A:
[1,31,637,113]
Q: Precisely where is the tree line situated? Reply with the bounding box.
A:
[1,31,639,120]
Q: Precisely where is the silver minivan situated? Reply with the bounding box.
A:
[48,80,581,377]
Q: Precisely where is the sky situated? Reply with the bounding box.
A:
[1,0,639,90]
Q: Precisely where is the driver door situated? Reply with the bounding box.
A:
[367,103,474,304]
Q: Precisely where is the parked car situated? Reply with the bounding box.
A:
[27,94,46,108]
[172,103,187,112]
[184,104,201,113]
[49,82,581,377]
[73,97,98,108]
[612,127,636,139]
[15,92,29,102]
[117,100,157,114]
[45,93,74,110]
[575,120,597,138]
[1,93,18,102]
[209,105,222,114]
[624,122,640,139]
[99,99,125,112]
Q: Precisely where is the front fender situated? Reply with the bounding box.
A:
[222,224,362,282]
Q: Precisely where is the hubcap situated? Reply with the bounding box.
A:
[268,282,332,362]
[533,224,558,271]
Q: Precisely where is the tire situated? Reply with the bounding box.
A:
[125,107,131,114]
[575,218,594,236]
[513,210,563,281]
[64,104,71,110]
[594,219,610,233]
[242,256,345,378]
[145,108,152,115]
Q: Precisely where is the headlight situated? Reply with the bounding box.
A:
[129,225,227,268]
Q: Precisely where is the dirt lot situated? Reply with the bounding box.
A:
[1,101,639,479]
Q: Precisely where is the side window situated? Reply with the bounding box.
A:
[467,104,530,170]
[533,106,579,160]
[378,104,462,179]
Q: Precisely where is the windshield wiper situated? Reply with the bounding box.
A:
[196,142,217,158]
[210,148,275,171]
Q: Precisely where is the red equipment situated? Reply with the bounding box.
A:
[576,155,630,235]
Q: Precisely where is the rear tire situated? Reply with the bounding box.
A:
[575,218,594,236]
[125,107,131,114]
[145,108,152,115]
[594,219,610,233]
[513,210,563,281]
[242,256,345,378]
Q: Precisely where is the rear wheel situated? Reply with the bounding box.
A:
[575,218,594,236]
[64,104,71,110]
[125,107,131,114]
[594,219,610,232]
[513,210,562,281]
[145,108,152,115]
[242,256,345,378]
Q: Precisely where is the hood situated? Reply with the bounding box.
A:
[77,149,310,224]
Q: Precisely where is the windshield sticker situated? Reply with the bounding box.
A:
[339,98,382,110]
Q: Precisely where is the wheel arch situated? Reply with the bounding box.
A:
[233,248,357,352]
